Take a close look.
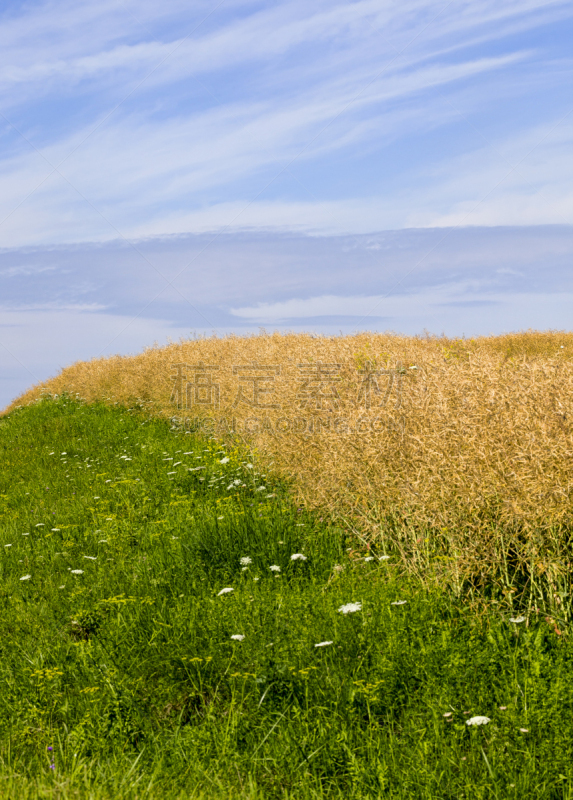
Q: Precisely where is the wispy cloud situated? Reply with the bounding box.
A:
[0,0,571,245]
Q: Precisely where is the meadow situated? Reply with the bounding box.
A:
[0,393,572,798]
[6,329,573,618]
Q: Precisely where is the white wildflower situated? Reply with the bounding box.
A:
[71,569,84,575]
[20,574,31,581]
[391,600,408,606]
[466,716,490,726]
[240,557,252,566]
[84,556,97,560]
[220,457,230,464]
[35,523,45,527]
[315,641,333,647]
[257,486,266,491]
[218,587,234,596]
[519,728,529,733]
[4,544,12,548]
[230,634,245,641]
[379,555,391,561]
[269,565,281,572]
[509,616,526,623]
[290,553,307,561]
[364,556,375,562]
[246,463,253,469]
[51,528,60,532]
[338,602,362,614]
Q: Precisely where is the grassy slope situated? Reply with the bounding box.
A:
[0,396,572,799]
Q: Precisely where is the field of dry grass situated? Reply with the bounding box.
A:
[5,329,573,615]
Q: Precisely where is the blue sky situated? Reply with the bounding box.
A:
[1,0,573,407]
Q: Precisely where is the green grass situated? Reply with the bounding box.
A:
[0,395,572,799]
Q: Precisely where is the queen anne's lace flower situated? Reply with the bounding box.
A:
[391,600,407,606]
[509,616,526,623]
[230,634,244,641]
[269,565,281,572]
[338,602,362,614]
[466,716,490,726]
[315,641,333,647]
[290,553,307,561]
[20,574,31,581]
[71,569,84,575]
[240,557,252,566]
[218,587,234,596]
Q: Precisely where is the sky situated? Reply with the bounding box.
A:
[1,0,573,408]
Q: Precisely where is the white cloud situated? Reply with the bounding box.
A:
[0,0,570,246]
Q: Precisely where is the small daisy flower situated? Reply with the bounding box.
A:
[290,553,307,561]
[338,602,362,614]
[315,641,333,647]
[466,716,490,726]
[230,634,245,641]
[269,565,281,572]
[218,587,234,596]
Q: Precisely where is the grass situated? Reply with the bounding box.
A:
[1,395,573,798]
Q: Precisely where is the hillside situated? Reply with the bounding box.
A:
[5,329,573,616]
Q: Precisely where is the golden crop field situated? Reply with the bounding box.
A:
[5,329,573,610]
